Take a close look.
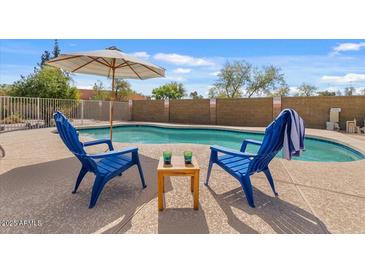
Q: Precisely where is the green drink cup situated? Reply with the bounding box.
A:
[184,151,192,164]
[163,151,172,165]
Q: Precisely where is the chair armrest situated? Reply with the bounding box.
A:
[88,147,138,159]
[211,145,255,158]
[83,139,114,151]
[240,139,262,152]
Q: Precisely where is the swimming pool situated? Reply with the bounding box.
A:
[79,125,365,162]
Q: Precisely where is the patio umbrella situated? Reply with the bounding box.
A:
[46,46,165,140]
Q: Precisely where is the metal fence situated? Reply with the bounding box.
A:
[0,96,129,133]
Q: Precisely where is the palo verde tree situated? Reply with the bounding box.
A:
[246,65,286,97]
[209,61,287,98]
[343,86,355,96]
[210,61,251,98]
[296,83,317,96]
[270,84,290,97]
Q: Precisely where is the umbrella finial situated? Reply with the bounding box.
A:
[106,46,121,51]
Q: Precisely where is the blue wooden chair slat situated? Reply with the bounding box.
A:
[53,111,146,208]
[219,156,247,166]
[205,111,292,208]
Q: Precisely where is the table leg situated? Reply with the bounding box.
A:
[158,173,164,211]
[190,176,194,192]
[193,171,199,210]
[162,176,165,193]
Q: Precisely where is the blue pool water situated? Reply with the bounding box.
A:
[79,125,365,162]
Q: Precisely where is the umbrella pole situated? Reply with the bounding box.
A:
[110,67,116,141]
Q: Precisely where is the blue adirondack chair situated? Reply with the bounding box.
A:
[53,111,146,208]
[205,111,293,208]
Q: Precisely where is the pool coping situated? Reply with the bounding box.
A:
[70,121,365,158]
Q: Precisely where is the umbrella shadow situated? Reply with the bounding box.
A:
[0,154,159,234]
[207,185,330,234]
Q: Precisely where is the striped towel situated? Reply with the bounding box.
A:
[279,108,305,160]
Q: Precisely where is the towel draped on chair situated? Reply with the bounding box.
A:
[280,108,305,160]
[205,108,305,207]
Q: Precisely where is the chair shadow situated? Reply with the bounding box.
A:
[207,185,330,234]
[0,154,159,234]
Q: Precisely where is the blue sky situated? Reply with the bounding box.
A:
[1,39,365,96]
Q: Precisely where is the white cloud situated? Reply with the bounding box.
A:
[321,73,365,84]
[282,86,299,96]
[331,42,365,55]
[129,51,150,59]
[153,53,214,66]
[354,87,365,95]
[173,68,191,74]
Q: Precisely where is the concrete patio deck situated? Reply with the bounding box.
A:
[0,125,364,233]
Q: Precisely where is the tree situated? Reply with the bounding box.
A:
[344,86,355,96]
[317,90,336,96]
[208,87,218,99]
[0,84,12,96]
[52,39,61,58]
[296,83,317,96]
[212,61,251,98]
[91,79,143,101]
[270,84,290,97]
[115,79,134,100]
[93,80,105,92]
[246,65,286,98]
[152,82,186,99]
[38,40,60,68]
[359,88,365,95]
[39,50,51,67]
[91,80,108,100]
[210,61,287,98]
[11,66,78,99]
[189,91,203,99]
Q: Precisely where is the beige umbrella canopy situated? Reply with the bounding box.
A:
[46,46,165,139]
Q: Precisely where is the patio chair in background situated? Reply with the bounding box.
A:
[205,109,305,208]
[0,144,5,158]
[361,119,365,134]
[53,111,146,208]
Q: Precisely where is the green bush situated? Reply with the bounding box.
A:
[152,82,186,100]
[10,66,79,100]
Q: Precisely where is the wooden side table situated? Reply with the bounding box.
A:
[157,156,200,211]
